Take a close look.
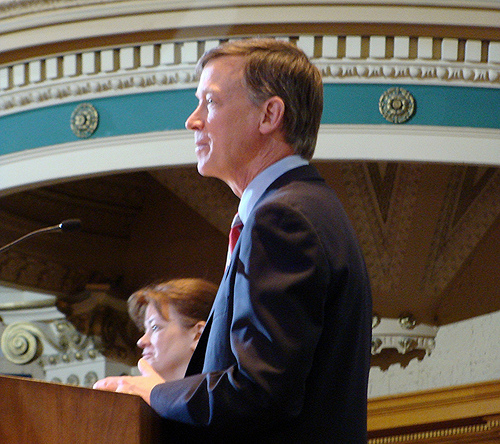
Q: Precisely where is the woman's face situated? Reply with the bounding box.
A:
[137,302,202,381]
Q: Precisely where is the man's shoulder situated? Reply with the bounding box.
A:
[263,166,335,204]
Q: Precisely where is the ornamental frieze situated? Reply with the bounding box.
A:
[1,35,499,116]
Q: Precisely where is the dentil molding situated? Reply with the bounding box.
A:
[1,34,499,116]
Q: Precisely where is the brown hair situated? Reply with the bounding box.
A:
[197,38,323,160]
[128,278,217,330]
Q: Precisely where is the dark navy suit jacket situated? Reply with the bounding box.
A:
[151,165,372,443]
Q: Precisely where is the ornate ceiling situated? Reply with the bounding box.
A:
[0,160,498,328]
[1,1,499,369]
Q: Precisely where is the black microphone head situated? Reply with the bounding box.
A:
[58,219,82,232]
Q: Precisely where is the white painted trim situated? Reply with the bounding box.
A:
[316,125,500,165]
[1,125,498,196]
[2,2,500,54]
[0,130,196,196]
[2,35,500,117]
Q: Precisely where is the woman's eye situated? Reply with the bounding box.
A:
[151,324,159,332]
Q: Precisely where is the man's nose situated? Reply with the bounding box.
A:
[185,107,203,130]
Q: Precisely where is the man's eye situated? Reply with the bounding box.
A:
[151,324,159,332]
[207,97,214,104]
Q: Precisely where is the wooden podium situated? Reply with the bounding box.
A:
[5,373,499,443]
[0,374,162,444]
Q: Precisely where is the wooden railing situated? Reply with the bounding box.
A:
[368,379,500,443]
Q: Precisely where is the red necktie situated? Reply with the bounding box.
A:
[227,213,243,266]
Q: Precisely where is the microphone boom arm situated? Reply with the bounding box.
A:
[0,219,82,254]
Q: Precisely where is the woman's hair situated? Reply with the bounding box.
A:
[196,38,324,161]
[128,278,217,330]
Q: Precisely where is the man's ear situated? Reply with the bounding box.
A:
[259,96,285,135]
[190,321,206,351]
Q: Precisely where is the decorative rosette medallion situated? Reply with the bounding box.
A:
[379,87,415,123]
[70,103,99,138]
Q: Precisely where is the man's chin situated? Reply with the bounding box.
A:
[197,162,217,178]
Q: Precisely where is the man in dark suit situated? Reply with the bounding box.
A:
[95,38,372,443]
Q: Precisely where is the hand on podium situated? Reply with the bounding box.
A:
[93,358,165,405]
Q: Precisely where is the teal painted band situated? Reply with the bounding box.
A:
[323,84,500,128]
[1,84,499,156]
[0,89,196,156]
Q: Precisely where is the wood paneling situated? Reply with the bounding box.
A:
[368,379,500,443]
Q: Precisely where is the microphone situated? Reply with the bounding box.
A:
[58,219,82,232]
[0,219,82,254]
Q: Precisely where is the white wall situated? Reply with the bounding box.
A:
[368,310,500,398]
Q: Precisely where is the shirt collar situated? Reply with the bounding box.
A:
[238,155,308,225]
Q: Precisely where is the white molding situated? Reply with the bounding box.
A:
[0,130,196,196]
[1,125,498,195]
[2,1,500,25]
[1,34,499,116]
[315,125,500,165]
[1,2,500,55]
[0,65,198,115]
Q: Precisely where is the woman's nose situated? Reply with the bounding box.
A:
[137,333,149,349]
